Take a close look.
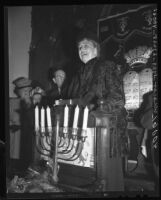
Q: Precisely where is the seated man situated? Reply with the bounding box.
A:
[46,67,68,106]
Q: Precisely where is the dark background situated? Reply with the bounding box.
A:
[29,4,148,90]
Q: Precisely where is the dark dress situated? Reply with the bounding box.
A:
[67,57,127,156]
[68,58,124,107]
[66,57,127,190]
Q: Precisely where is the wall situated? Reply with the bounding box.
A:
[8,6,32,97]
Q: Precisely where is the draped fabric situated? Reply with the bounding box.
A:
[98,5,155,43]
[97,4,156,157]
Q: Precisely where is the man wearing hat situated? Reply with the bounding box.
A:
[13,77,33,107]
[12,77,35,173]
[67,30,127,191]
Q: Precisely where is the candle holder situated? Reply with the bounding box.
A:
[80,135,87,143]
[35,129,39,136]
[34,126,88,171]
[33,103,90,185]
[40,127,45,136]
[63,126,69,138]
[72,128,78,140]
[81,129,87,141]
[35,127,39,133]
[47,126,52,134]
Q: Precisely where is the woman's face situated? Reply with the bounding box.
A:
[78,39,98,64]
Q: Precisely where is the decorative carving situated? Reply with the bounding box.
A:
[124,46,153,67]
[117,17,129,33]
[143,10,152,26]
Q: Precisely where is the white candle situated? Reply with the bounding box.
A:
[46,106,52,132]
[82,106,89,130]
[35,106,39,131]
[73,105,79,129]
[63,105,69,127]
[41,107,45,132]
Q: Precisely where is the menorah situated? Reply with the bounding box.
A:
[33,100,92,184]
[32,98,124,192]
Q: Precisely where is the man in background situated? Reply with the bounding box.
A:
[46,67,67,106]
[12,77,34,174]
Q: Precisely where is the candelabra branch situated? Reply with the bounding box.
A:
[45,135,52,147]
[57,140,84,161]
[34,126,88,182]
[58,138,75,154]
[58,136,68,148]
[39,136,51,152]
[58,136,63,146]
[34,131,51,157]
[57,127,88,161]
[35,139,51,156]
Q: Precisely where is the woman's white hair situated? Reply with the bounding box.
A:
[77,38,100,57]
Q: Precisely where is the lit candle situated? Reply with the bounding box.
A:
[35,106,39,131]
[73,105,79,129]
[46,106,52,132]
[82,106,89,130]
[63,105,69,127]
[41,107,45,132]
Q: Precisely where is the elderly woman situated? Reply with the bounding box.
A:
[68,31,125,112]
[66,31,127,190]
[68,31,127,144]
